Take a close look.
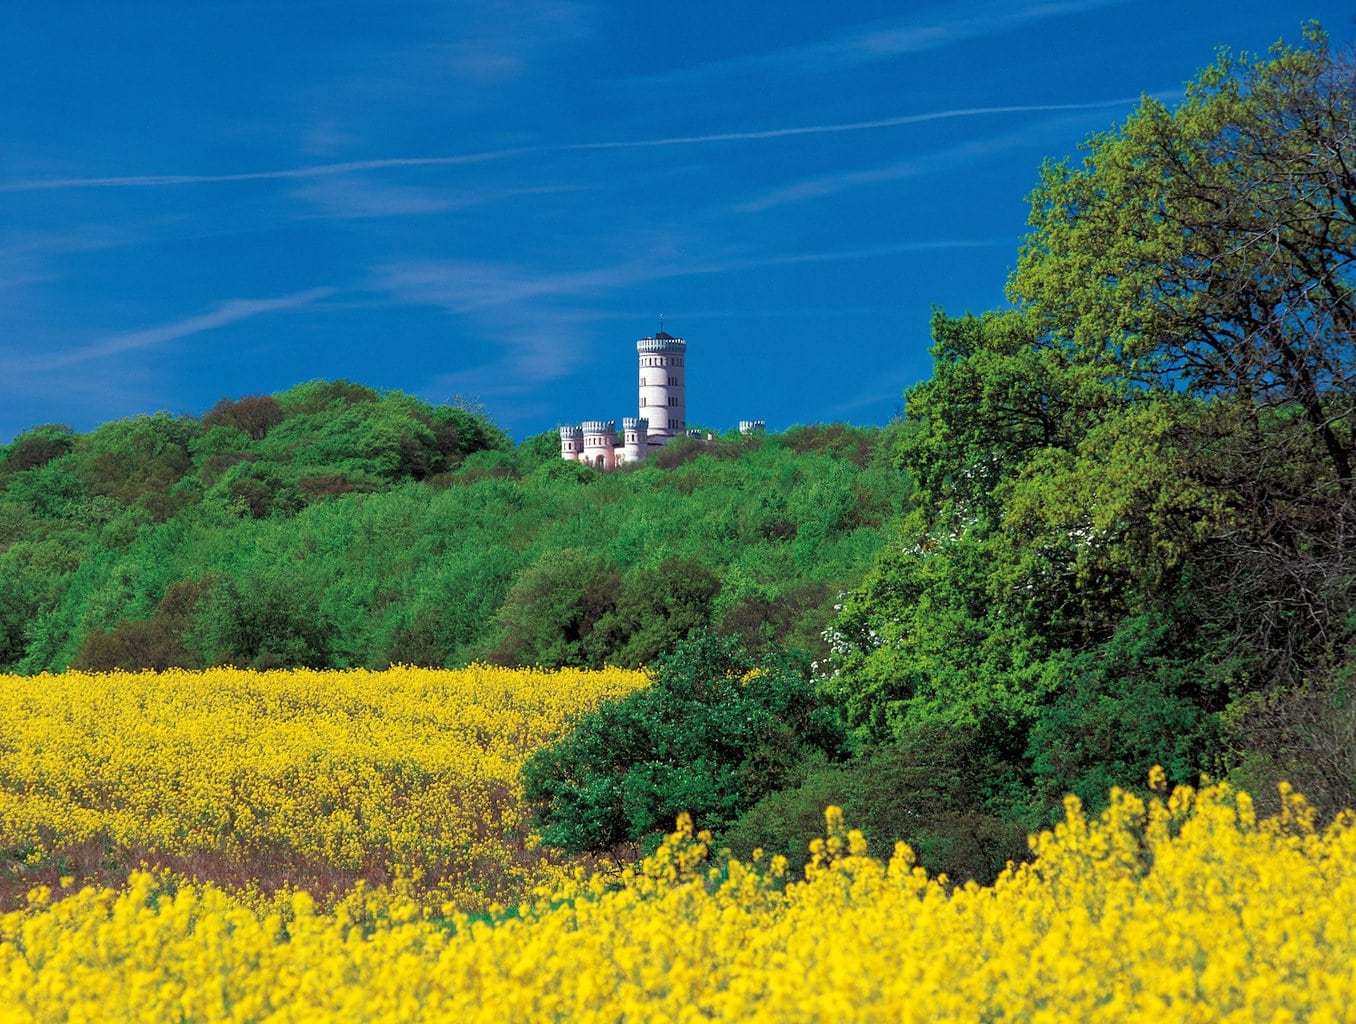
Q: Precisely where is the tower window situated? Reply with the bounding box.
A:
[668,376,677,386]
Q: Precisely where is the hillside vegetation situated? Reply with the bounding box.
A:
[0,379,907,675]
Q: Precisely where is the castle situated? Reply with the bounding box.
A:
[559,326,763,470]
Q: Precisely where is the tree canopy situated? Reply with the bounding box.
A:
[826,27,1356,818]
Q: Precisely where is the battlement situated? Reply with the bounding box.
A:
[739,420,766,434]
[636,333,687,355]
[622,417,649,430]
[559,425,583,438]
[580,419,616,434]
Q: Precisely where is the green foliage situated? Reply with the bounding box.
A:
[1,425,75,475]
[521,634,847,854]
[72,578,209,671]
[490,549,619,668]
[822,27,1354,846]
[587,557,721,667]
[74,413,199,521]
[191,568,333,669]
[723,721,1028,884]
[201,395,283,440]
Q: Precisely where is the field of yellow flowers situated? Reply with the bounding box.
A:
[2,668,1355,1022]
[0,665,648,909]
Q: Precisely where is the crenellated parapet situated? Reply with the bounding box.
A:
[636,332,687,356]
[637,331,686,438]
[559,424,584,460]
[620,417,649,464]
[580,420,618,470]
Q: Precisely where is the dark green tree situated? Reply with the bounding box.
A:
[521,634,846,853]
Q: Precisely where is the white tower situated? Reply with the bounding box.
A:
[621,417,649,463]
[637,326,686,442]
[580,420,617,471]
[559,425,584,462]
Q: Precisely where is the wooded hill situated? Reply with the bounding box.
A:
[0,381,907,676]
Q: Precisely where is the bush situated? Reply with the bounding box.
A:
[71,579,210,672]
[521,634,846,853]
[2,425,74,473]
[722,722,1028,884]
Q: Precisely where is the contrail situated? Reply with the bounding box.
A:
[567,97,1153,150]
[0,152,534,192]
[0,96,1158,193]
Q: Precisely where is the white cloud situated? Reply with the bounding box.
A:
[0,95,1169,195]
[2,287,335,373]
[622,0,1128,86]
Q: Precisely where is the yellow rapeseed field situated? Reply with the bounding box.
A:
[0,665,648,909]
[2,669,1354,1022]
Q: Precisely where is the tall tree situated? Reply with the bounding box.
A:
[1012,25,1355,684]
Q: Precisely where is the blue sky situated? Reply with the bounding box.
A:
[2,1,1350,443]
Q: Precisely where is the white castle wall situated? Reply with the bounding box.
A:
[559,425,584,462]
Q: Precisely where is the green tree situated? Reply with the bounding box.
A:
[829,29,1354,759]
[1012,26,1356,685]
[521,634,846,853]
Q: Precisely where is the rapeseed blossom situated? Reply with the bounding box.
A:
[1,781,1353,1021]
[0,665,647,909]
[1,668,1353,1021]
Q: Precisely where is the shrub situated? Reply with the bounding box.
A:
[521,634,846,853]
[722,722,1028,884]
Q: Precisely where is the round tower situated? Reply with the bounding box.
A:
[559,425,584,462]
[620,417,649,464]
[636,329,686,442]
[580,419,617,471]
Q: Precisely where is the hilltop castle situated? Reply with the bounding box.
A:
[559,326,763,470]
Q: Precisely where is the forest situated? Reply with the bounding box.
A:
[0,381,907,676]
[2,30,1353,884]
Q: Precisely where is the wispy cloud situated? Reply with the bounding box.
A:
[289,176,590,221]
[375,259,659,316]
[0,95,1165,194]
[3,287,334,373]
[741,129,1038,214]
[624,0,1128,86]
[570,98,1150,150]
[0,153,531,193]
[737,94,1176,214]
[380,236,1009,314]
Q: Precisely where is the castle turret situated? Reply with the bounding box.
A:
[621,417,649,464]
[580,419,617,471]
[739,420,766,435]
[559,425,584,462]
[637,330,686,442]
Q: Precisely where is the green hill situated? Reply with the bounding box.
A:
[0,380,908,674]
